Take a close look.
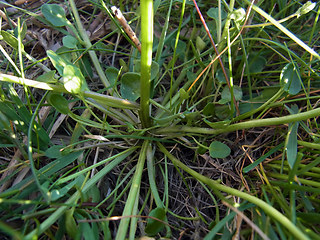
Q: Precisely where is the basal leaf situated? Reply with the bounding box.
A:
[207,7,227,21]
[0,111,11,131]
[145,207,166,237]
[63,64,89,94]
[187,70,197,82]
[47,93,70,114]
[41,4,68,27]
[196,36,206,52]
[203,102,215,116]
[215,105,232,120]
[170,39,187,59]
[5,85,50,148]
[184,111,200,125]
[179,88,189,100]
[209,141,231,158]
[280,62,301,95]
[79,218,96,240]
[219,85,242,104]
[63,35,78,49]
[86,184,100,203]
[105,67,119,86]
[78,53,93,79]
[285,104,299,115]
[134,60,159,81]
[36,70,57,83]
[119,58,129,72]
[47,50,70,75]
[248,54,266,73]
[150,61,160,81]
[120,72,141,101]
[216,68,229,84]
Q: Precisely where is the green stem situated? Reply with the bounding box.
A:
[157,143,310,240]
[157,107,320,135]
[116,140,149,240]
[297,140,320,150]
[140,0,153,127]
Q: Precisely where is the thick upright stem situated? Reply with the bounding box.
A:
[140,0,153,127]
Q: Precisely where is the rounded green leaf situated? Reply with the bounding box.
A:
[248,54,266,73]
[85,184,100,203]
[215,105,232,120]
[179,88,189,100]
[47,93,70,114]
[196,36,206,52]
[145,207,166,237]
[47,50,70,75]
[216,68,229,84]
[63,64,88,94]
[119,58,129,72]
[36,70,57,83]
[207,7,227,21]
[41,4,68,27]
[187,70,198,82]
[171,39,187,58]
[280,62,301,95]
[63,35,78,49]
[203,102,215,116]
[105,67,119,86]
[219,85,242,104]
[133,60,159,81]
[120,72,141,101]
[209,141,231,158]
